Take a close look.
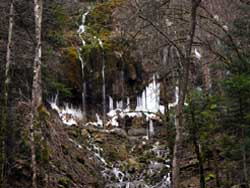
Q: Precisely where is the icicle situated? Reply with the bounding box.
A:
[54,91,59,104]
[168,86,179,108]
[149,119,154,137]
[101,48,106,122]
[126,182,130,188]
[96,114,103,127]
[194,48,202,60]
[142,91,146,111]
[109,96,114,111]
[135,74,164,113]
[125,97,130,112]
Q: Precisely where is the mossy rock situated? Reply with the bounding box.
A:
[101,143,128,161]
[94,133,107,143]
[128,158,141,171]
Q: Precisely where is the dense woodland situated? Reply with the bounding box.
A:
[1,0,250,188]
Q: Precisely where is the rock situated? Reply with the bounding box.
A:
[128,128,147,136]
[81,129,89,138]
[128,63,137,80]
[94,134,106,143]
[110,128,127,138]
[148,161,165,171]
[231,184,250,188]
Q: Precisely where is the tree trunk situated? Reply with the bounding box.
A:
[31,0,43,188]
[172,1,201,187]
[172,97,183,188]
[212,149,220,187]
[0,1,14,187]
[191,109,205,188]
[32,0,43,108]
[202,61,212,91]
[239,95,249,187]
[242,133,249,187]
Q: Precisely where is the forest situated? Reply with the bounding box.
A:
[0,0,250,188]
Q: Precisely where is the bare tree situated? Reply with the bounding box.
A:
[0,1,14,187]
[30,0,43,187]
[172,1,202,188]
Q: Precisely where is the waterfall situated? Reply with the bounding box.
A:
[78,52,86,121]
[100,42,106,122]
[77,11,89,45]
[77,11,89,121]
[120,57,125,109]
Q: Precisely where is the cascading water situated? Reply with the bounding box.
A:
[93,37,106,122]
[48,7,174,187]
[77,10,89,121]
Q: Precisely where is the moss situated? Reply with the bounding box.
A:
[88,0,124,32]
[38,105,50,118]
[101,142,128,161]
[205,172,216,181]
[58,177,71,188]
[66,47,78,63]
[128,158,141,171]
[41,143,50,164]
[80,0,126,51]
